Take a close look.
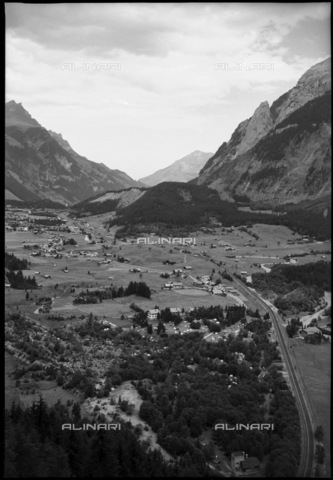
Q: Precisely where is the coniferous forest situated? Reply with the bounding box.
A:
[4,399,181,477]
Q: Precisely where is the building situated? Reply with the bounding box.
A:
[212,287,226,296]
[241,456,260,474]
[231,451,245,470]
[147,309,160,320]
[305,326,322,336]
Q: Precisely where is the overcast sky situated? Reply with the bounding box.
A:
[5,2,331,180]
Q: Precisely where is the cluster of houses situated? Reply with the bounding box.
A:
[147,306,195,320]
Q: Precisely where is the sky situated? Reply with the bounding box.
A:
[5,2,331,180]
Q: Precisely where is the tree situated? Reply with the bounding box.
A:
[315,444,325,464]
[72,402,81,422]
[314,425,324,442]
[26,292,30,300]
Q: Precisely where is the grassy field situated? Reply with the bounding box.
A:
[291,342,331,477]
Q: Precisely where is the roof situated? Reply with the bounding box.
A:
[305,326,322,335]
[231,451,245,458]
[241,457,260,469]
[148,309,160,314]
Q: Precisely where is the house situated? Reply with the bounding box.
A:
[173,282,183,289]
[164,282,173,289]
[183,265,192,270]
[241,456,260,474]
[147,309,160,320]
[173,268,183,274]
[212,287,223,295]
[231,451,245,470]
[170,307,182,316]
[305,326,322,336]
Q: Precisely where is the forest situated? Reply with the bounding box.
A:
[4,398,185,477]
[5,252,31,271]
[74,316,300,475]
[103,182,330,240]
[73,282,151,304]
[251,261,331,312]
[5,309,302,476]
[6,270,37,289]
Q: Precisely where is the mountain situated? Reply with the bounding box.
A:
[196,58,331,205]
[139,150,213,186]
[96,182,330,240]
[5,101,141,205]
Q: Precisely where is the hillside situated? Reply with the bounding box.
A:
[196,58,331,204]
[93,182,331,240]
[5,101,141,206]
[71,187,147,217]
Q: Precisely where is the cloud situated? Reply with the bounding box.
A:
[5,3,331,179]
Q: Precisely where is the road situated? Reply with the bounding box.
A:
[230,273,314,478]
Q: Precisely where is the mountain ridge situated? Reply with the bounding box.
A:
[5,101,142,205]
[196,57,331,204]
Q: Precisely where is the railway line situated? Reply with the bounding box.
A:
[231,274,315,477]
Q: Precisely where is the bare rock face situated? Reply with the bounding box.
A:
[48,130,76,155]
[5,101,141,205]
[236,101,274,156]
[197,58,331,204]
[273,58,331,125]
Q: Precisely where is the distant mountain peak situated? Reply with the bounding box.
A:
[139,150,213,186]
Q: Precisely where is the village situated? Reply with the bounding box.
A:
[5,204,331,477]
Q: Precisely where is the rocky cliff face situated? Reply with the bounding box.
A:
[139,150,213,186]
[197,58,331,204]
[5,101,141,205]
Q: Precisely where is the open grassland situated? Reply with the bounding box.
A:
[6,221,330,325]
[291,342,331,477]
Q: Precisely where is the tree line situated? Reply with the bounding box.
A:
[73,281,151,304]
